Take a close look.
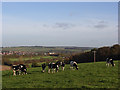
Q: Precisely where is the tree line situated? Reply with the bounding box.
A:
[68,44,120,63]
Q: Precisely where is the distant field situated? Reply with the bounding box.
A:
[2,46,93,53]
[9,56,58,62]
[2,61,119,88]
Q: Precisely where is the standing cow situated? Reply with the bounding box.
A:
[56,61,65,71]
[12,65,20,76]
[106,58,115,67]
[12,64,27,76]
[19,64,27,75]
[60,62,65,71]
[48,62,59,73]
[42,63,46,72]
[70,61,78,70]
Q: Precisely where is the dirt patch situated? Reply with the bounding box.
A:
[0,65,11,71]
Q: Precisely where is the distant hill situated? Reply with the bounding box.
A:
[2,46,94,54]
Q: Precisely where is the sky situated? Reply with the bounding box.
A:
[2,2,118,47]
[0,2,2,48]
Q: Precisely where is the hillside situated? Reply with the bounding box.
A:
[2,61,119,88]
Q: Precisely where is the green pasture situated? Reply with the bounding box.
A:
[9,56,58,61]
[2,61,119,88]
[3,46,83,53]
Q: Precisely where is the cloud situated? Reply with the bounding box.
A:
[53,22,75,30]
[94,20,108,29]
[43,24,49,28]
[94,24,107,28]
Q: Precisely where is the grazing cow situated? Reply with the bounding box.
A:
[56,61,65,71]
[12,65,20,76]
[48,62,59,73]
[12,64,27,76]
[70,61,78,70]
[42,63,46,72]
[19,64,27,75]
[106,58,115,67]
[60,62,65,71]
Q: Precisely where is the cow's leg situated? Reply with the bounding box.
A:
[106,63,108,66]
[18,71,20,75]
[56,68,58,72]
[107,63,109,66]
[16,71,18,75]
[48,69,50,73]
[22,71,25,75]
[108,63,109,67]
[16,71,19,75]
[112,64,114,66]
[52,68,54,73]
[114,64,115,66]
[25,71,27,74]
[13,70,16,76]
[21,71,24,75]
[42,69,45,72]
[53,68,55,73]
[19,71,21,75]
[111,64,113,66]
[42,68,44,72]
[24,69,27,74]
[63,67,65,71]
[24,71,27,74]
[52,69,53,73]
[43,68,45,72]
[62,66,65,71]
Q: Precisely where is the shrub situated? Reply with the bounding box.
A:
[2,58,12,66]
[31,62,40,67]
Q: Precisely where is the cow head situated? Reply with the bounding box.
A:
[76,67,79,70]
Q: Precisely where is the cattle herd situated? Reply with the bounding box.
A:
[11,58,115,76]
[12,61,78,76]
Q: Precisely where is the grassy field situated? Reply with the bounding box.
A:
[2,46,92,53]
[2,61,119,88]
[9,56,58,62]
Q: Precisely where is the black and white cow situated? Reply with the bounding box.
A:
[19,64,27,75]
[56,61,65,71]
[106,58,115,67]
[42,63,46,72]
[12,65,20,76]
[70,61,78,70]
[60,62,65,71]
[12,64,27,76]
[48,62,59,73]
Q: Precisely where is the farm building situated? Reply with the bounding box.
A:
[44,52,59,56]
